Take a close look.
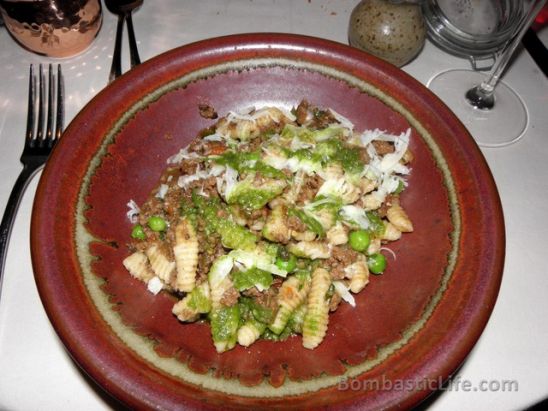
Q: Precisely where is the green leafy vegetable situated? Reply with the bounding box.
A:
[232,267,274,292]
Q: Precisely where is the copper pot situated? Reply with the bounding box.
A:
[0,0,102,57]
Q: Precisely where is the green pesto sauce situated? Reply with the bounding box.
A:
[281,126,364,174]
[258,241,280,260]
[366,211,386,236]
[262,326,292,342]
[293,268,312,283]
[216,219,257,250]
[186,286,211,313]
[310,197,342,219]
[180,199,199,228]
[316,138,364,174]
[281,124,314,143]
[188,192,257,249]
[313,125,345,141]
[210,305,240,342]
[289,148,322,164]
[229,188,279,212]
[188,193,220,234]
[305,314,320,333]
[287,307,306,334]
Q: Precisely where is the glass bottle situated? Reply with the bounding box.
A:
[348,0,426,67]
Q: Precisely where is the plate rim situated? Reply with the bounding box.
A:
[30,32,505,410]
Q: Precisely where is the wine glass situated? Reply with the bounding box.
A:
[426,0,547,148]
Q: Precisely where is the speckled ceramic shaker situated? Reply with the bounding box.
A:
[348,0,426,67]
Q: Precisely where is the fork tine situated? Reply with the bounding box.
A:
[46,63,54,142]
[25,65,36,142]
[55,64,64,141]
[36,64,45,144]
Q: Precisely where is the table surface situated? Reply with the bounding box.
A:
[1,1,547,410]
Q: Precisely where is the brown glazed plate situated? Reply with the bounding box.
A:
[31,33,504,410]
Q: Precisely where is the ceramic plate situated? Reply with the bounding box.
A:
[31,33,504,410]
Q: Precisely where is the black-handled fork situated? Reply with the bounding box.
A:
[105,0,144,82]
[0,64,64,294]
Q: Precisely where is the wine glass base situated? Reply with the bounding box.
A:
[427,69,529,148]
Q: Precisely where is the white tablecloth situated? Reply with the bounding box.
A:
[1,1,547,410]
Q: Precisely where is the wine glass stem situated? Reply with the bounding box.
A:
[474,0,547,100]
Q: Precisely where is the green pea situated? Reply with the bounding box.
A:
[147,215,167,232]
[368,253,387,275]
[275,254,297,273]
[349,229,371,252]
[131,224,146,240]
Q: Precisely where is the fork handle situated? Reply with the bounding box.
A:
[0,164,41,294]
[126,13,141,68]
[109,14,125,83]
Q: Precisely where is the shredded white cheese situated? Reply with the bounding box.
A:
[229,249,288,277]
[147,277,164,295]
[126,200,140,223]
[202,133,224,142]
[177,170,210,189]
[177,164,225,189]
[155,184,169,199]
[328,108,355,131]
[340,205,370,229]
[227,108,256,122]
[333,280,356,307]
[380,247,397,260]
[379,129,410,173]
[167,147,202,164]
[216,165,238,198]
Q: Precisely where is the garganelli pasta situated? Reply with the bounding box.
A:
[123,100,414,352]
